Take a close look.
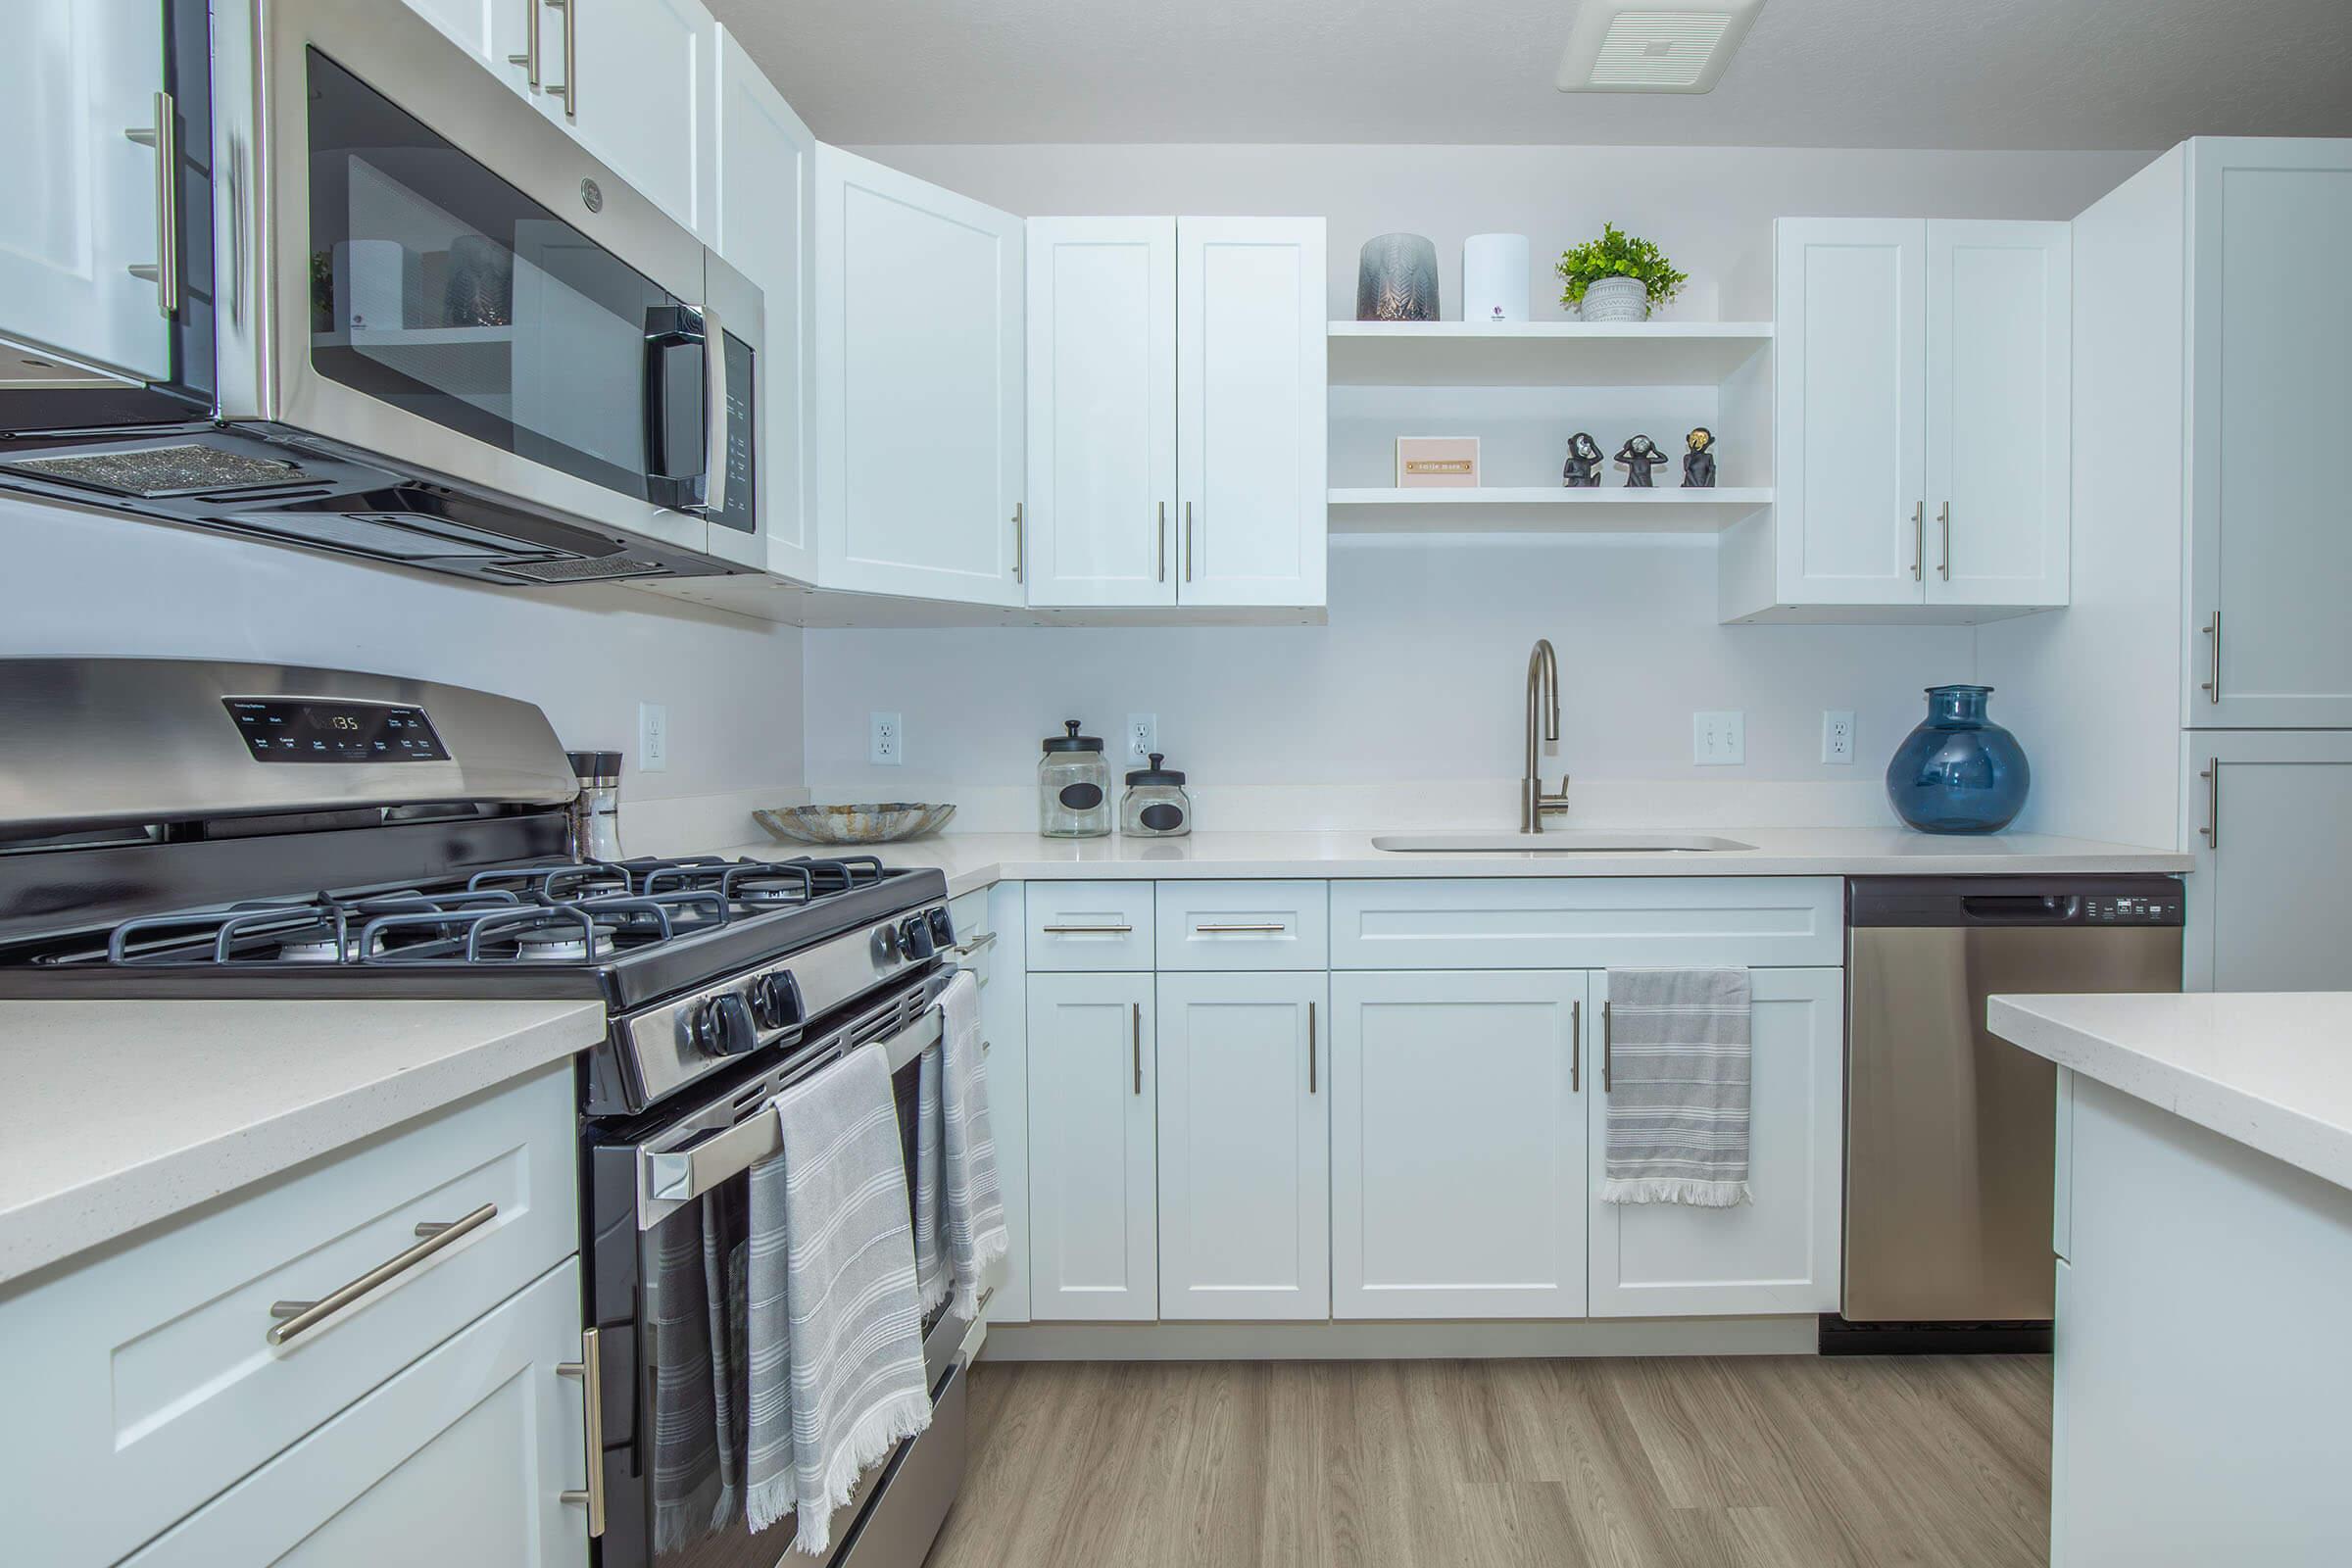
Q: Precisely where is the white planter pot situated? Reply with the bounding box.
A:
[1578,275,1651,322]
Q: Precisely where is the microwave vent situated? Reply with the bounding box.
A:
[497,554,668,583]
[2,444,312,499]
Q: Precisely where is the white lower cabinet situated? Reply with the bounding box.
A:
[2183,729,2352,991]
[1586,966,1845,1317]
[122,1259,589,1567]
[1026,970,1157,1320]
[1330,970,1589,1320]
[1156,971,1330,1320]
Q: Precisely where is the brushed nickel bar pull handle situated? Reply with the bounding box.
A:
[544,0,576,119]
[2200,761,2219,849]
[949,931,998,957]
[1909,502,1923,581]
[123,92,177,318]
[1193,922,1288,934]
[558,1326,607,1538]
[268,1203,496,1345]
[1571,999,1582,1094]
[1307,1000,1318,1094]
[507,0,541,89]
[1011,502,1024,583]
[2201,612,2222,705]
[1937,502,1951,580]
[1184,501,1194,583]
[1132,1002,1143,1095]
[1600,1001,1612,1094]
[1041,923,1132,935]
[1156,501,1166,582]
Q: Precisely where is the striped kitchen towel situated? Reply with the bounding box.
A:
[911,1042,948,1316]
[647,1195,733,1552]
[938,970,1007,1319]
[743,1047,933,1553]
[1601,967,1753,1207]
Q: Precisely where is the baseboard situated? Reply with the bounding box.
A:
[978,1316,1820,1362]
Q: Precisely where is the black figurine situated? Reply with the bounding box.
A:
[1561,431,1604,488]
[1682,427,1717,489]
[1615,434,1669,488]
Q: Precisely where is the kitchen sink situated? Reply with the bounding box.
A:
[1370,831,1756,854]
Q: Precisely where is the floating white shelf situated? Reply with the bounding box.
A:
[1327,486,1775,533]
[1327,320,1773,387]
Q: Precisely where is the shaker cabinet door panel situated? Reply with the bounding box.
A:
[557,0,716,241]
[2183,730,2352,991]
[1026,971,1157,1320]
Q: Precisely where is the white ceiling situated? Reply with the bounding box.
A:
[710,0,2352,150]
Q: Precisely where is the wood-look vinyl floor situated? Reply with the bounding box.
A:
[927,1355,2051,1568]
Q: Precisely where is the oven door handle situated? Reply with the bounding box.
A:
[641,1005,942,1207]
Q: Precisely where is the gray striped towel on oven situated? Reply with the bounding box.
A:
[743,1045,932,1553]
[1601,966,1754,1207]
[938,969,1007,1319]
[647,1195,734,1552]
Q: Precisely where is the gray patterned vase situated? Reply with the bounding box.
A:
[1356,233,1441,321]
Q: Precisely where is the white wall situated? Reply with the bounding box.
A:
[0,496,805,840]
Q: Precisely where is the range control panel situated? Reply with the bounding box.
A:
[2082,891,2184,925]
[223,698,450,764]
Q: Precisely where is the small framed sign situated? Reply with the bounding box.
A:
[1396,436,1481,488]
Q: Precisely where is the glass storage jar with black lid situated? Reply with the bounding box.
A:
[1121,754,1193,838]
[1039,720,1112,837]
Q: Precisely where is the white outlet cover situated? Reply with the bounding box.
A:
[1823,710,1856,765]
[637,702,668,773]
[869,711,903,766]
[1693,710,1744,766]
[1125,712,1158,763]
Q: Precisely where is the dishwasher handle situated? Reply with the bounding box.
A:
[1959,894,2080,922]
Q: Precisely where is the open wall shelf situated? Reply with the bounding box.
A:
[1327,486,1774,533]
[1327,320,1773,387]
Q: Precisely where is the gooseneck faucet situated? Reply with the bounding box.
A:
[1522,639,1573,833]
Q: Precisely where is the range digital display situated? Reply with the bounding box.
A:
[223,699,450,764]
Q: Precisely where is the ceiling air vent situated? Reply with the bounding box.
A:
[1555,0,1765,94]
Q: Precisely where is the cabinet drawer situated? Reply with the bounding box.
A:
[1329,878,1843,970]
[1025,881,1155,970]
[1155,881,1329,970]
[0,1061,578,1568]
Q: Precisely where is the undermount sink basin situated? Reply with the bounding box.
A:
[1371,831,1756,854]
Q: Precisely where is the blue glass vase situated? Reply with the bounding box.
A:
[1886,685,2031,834]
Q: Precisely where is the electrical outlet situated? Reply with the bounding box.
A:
[637,703,668,773]
[1693,710,1744,766]
[1823,710,1856,764]
[868,711,903,766]
[1125,713,1158,764]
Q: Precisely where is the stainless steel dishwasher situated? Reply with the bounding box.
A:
[1839,876,2182,1340]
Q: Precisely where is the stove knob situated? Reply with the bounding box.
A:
[927,906,956,948]
[897,914,936,961]
[749,971,802,1032]
[691,993,760,1057]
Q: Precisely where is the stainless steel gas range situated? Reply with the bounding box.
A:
[0,657,975,1568]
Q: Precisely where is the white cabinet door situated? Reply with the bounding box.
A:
[2185,138,2352,728]
[1176,217,1327,608]
[713,29,815,582]
[1587,967,1844,1317]
[1926,220,2071,608]
[121,1259,588,1568]
[1156,972,1330,1321]
[1330,970,1587,1320]
[398,0,535,100]
[1026,971,1156,1320]
[547,0,716,241]
[1025,218,1177,606]
[814,147,1025,606]
[0,0,170,379]
[1772,219,1928,606]
[2183,730,2352,991]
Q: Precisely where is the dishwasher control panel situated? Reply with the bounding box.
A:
[2082,892,2184,925]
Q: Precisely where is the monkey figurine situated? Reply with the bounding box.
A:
[1682,426,1717,489]
[1615,434,1669,488]
[1561,431,1604,488]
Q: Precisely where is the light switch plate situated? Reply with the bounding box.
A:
[1693,710,1744,766]
[637,703,668,772]
[1823,710,1856,764]
[1125,713,1158,764]
[869,711,903,766]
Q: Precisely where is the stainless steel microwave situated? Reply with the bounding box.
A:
[0,0,760,585]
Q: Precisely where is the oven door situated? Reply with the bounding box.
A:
[586,983,967,1567]
[215,0,760,566]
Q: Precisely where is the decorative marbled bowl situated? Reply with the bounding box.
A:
[753,803,956,845]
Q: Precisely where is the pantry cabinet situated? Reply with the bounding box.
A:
[1025,970,1157,1320]
[0,0,172,380]
[1723,217,2069,622]
[814,146,1026,606]
[1155,971,1330,1320]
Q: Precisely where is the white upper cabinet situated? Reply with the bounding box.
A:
[0,0,170,380]
[1025,218,1179,606]
[542,0,717,242]
[1926,220,2072,608]
[1725,216,2069,622]
[713,27,814,582]
[397,0,535,100]
[2185,138,2352,728]
[1177,218,1328,608]
[814,147,1025,606]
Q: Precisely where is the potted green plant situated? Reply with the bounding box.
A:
[1555,223,1688,322]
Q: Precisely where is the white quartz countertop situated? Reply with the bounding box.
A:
[1988,993,2352,1195]
[0,999,604,1287]
[715,827,2190,900]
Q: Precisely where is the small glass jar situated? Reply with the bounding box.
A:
[1038,720,1111,838]
[1121,754,1192,838]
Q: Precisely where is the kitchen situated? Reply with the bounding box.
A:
[1,1,2347,1564]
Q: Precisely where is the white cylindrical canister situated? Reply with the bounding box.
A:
[332,239,408,333]
[1462,233,1531,324]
